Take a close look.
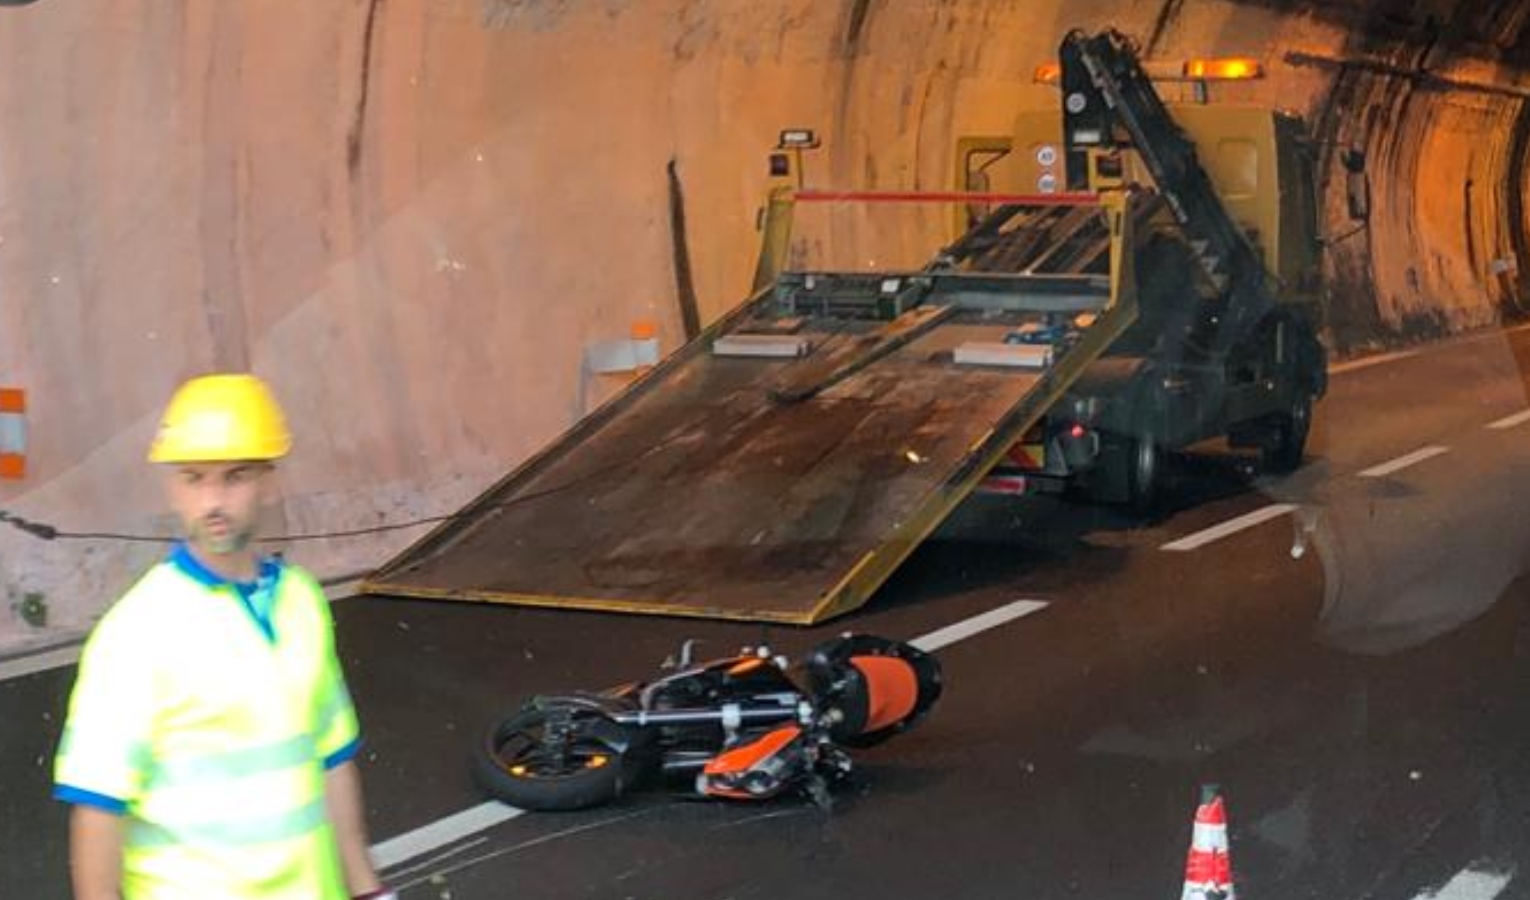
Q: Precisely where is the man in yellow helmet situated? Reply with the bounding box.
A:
[53,374,394,900]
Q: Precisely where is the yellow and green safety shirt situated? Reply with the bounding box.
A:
[54,543,361,900]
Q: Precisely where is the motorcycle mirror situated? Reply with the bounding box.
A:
[662,638,700,670]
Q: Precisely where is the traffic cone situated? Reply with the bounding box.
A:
[1181,784,1235,900]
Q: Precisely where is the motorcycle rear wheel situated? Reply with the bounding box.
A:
[472,707,630,811]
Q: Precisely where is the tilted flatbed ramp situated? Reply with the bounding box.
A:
[364,195,1142,623]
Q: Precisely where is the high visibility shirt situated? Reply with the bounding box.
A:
[54,543,361,900]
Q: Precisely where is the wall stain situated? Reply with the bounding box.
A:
[844,0,874,55]
[347,0,383,178]
[1145,0,1185,56]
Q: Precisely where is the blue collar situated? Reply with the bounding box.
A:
[168,543,285,644]
[168,542,281,590]
[169,544,286,642]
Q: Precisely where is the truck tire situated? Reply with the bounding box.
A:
[1125,431,1164,515]
[1119,379,1169,515]
[1261,393,1312,474]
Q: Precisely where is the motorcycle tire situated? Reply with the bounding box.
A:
[472,706,630,811]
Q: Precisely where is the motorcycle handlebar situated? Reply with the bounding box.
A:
[611,706,803,727]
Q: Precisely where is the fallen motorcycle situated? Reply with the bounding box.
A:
[472,633,942,810]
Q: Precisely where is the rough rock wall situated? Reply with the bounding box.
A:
[0,0,1526,643]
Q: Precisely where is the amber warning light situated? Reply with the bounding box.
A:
[1034,58,1263,85]
[1183,57,1265,81]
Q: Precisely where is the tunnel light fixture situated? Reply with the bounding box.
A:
[1183,57,1265,81]
[1033,63,1061,85]
[777,129,820,150]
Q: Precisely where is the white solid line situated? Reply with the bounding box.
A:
[1330,320,1530,376]
[3,644,523,870]
[1413,865,1513,900]
[1330,348,1422,374]
[909,599,1051,653]
[1487,409,1530,431]
[1160,504,1297,552]
[0,573,363,682]
[382,835,489,881]
[1359,445,1451,479]
[0,644,82,681]
[372,802,524,870]
[326,581,365,601]
[372,597,1052,869]
[0,579,362,682]
[393,808,657,891]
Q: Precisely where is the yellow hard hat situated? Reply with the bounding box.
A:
[148,374,292,463]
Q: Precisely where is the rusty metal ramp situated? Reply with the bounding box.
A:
[364,195,1141,623]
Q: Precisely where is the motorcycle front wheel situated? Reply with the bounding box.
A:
[472,706,632,811]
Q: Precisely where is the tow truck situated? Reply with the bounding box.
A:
[964,32,1328,510]
[363,30,1331,624]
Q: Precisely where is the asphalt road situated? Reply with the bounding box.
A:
[3,322,1529,900]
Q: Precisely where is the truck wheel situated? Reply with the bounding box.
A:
[1125,432,1163,515]
[1262,394,1312,474]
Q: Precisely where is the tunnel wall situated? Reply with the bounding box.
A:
[0,0,1527,642]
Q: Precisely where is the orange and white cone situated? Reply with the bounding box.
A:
[1181,784,1235,900]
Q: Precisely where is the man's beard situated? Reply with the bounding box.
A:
[192,519,255,554]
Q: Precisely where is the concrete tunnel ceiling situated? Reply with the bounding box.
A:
[2,0,1530,636]
[832,0,1530,351]
[1238,0,1530,345]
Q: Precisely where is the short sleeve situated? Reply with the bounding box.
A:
[53,612,160,813]
[305,579,361,769]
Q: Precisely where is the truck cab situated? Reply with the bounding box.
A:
[970,40,1329,510]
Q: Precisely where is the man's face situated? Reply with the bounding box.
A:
[165,462,273,555]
